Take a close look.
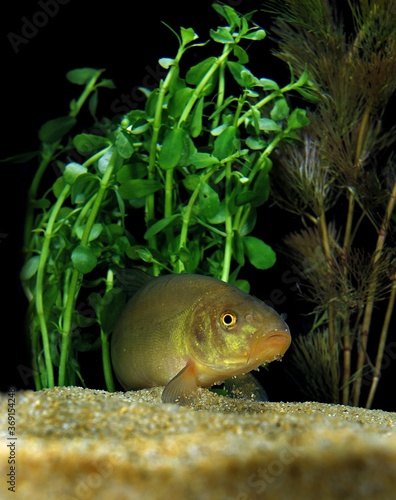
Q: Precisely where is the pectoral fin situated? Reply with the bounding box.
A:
[162,362,199,404]
[224,373,269,402]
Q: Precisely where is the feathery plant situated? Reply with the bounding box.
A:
[264,0,396,408]
[18,3,312,391]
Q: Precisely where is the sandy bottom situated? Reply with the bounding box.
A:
[1,386,396,499]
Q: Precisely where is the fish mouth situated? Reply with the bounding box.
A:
[247,330,291,367]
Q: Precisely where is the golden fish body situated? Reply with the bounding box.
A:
[111,273,291,403]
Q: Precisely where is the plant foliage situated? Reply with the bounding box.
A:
[19,3,311,391]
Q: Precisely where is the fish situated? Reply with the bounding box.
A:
[111,271,291,404]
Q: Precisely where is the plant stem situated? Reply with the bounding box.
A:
[341,314,352,405]
[178,43,233,127]
[35,183,72,388]
[318,211,339,402]
[178,166,219,273]
[146,54,183,275]
[353,178,396,406]
[102,268,116,392]
[365,269,396,409]
[24,147,59,257]
[222,161,233,283]
[58,149,119,386]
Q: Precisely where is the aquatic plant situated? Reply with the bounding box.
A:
[17,3,312,391]
[264,0,396,408]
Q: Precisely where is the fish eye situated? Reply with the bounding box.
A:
[220,311,237,329]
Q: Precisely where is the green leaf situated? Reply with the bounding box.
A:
[179,240,201,273]
[235,190,258,206]
[96,78,116,89]
[227,62,258,87]
[183,174,200,190]
[295,87,323,104]
[259,78,279,91]
[116,162,147,183]
[213,126,239,160]
[188,152,219,169]
[246,136,266,150]
[258,118,282,132]
[270,98,290,121]
[159,128,195,169]
[242,29,266,40]
[100,288,127,335]
[116,130,135,159]
[295,69,310,87]
[287,108,310,130]
[71,244,98,274]
[53,176,66,198]
[186,57,216,85]
[181,27,198,45]
[20,256,40,281]
[195,182,220,218]
[252,169,270,207]
[232,231,245,266]
[239,206,257,236]
[66,68,103,85]
[210,27,235,44]
[38,116,77,143]
[233,45,249,64]
[243,236,276,270]
[1,151,38,163]
[233,279,250,293]
[73,133,110,155]
[212,3,241,28]
[88,90,98,118]
[144,214,181,239]
[75,223,103,242]
[168,87,194,118]
[63,162,88,184]
[145,88,160,118]
[189,96,204,137]
[118,179,162,199]
[159,58,175,69]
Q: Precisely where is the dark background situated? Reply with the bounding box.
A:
[1,0,395,411]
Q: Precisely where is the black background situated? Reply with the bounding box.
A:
[1,0,395,411]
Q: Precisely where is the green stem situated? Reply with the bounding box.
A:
[164,169,174,219]
[178,43,233,127]
[221,160,233,283]
[210,52,228,132]
[24,149,59,256]
[58,149,119,386]
[102,268,116,392]
[35,183,72,388]
[237,81,297,128]
[145,55,184,276]
[178,166,219,273]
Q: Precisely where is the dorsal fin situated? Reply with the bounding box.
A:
[114,267,155,300]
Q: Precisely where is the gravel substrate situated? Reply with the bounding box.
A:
[1,386,396,499]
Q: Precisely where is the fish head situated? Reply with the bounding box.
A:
[186,284,291,381]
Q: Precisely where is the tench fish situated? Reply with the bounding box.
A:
[111,272,291,404]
